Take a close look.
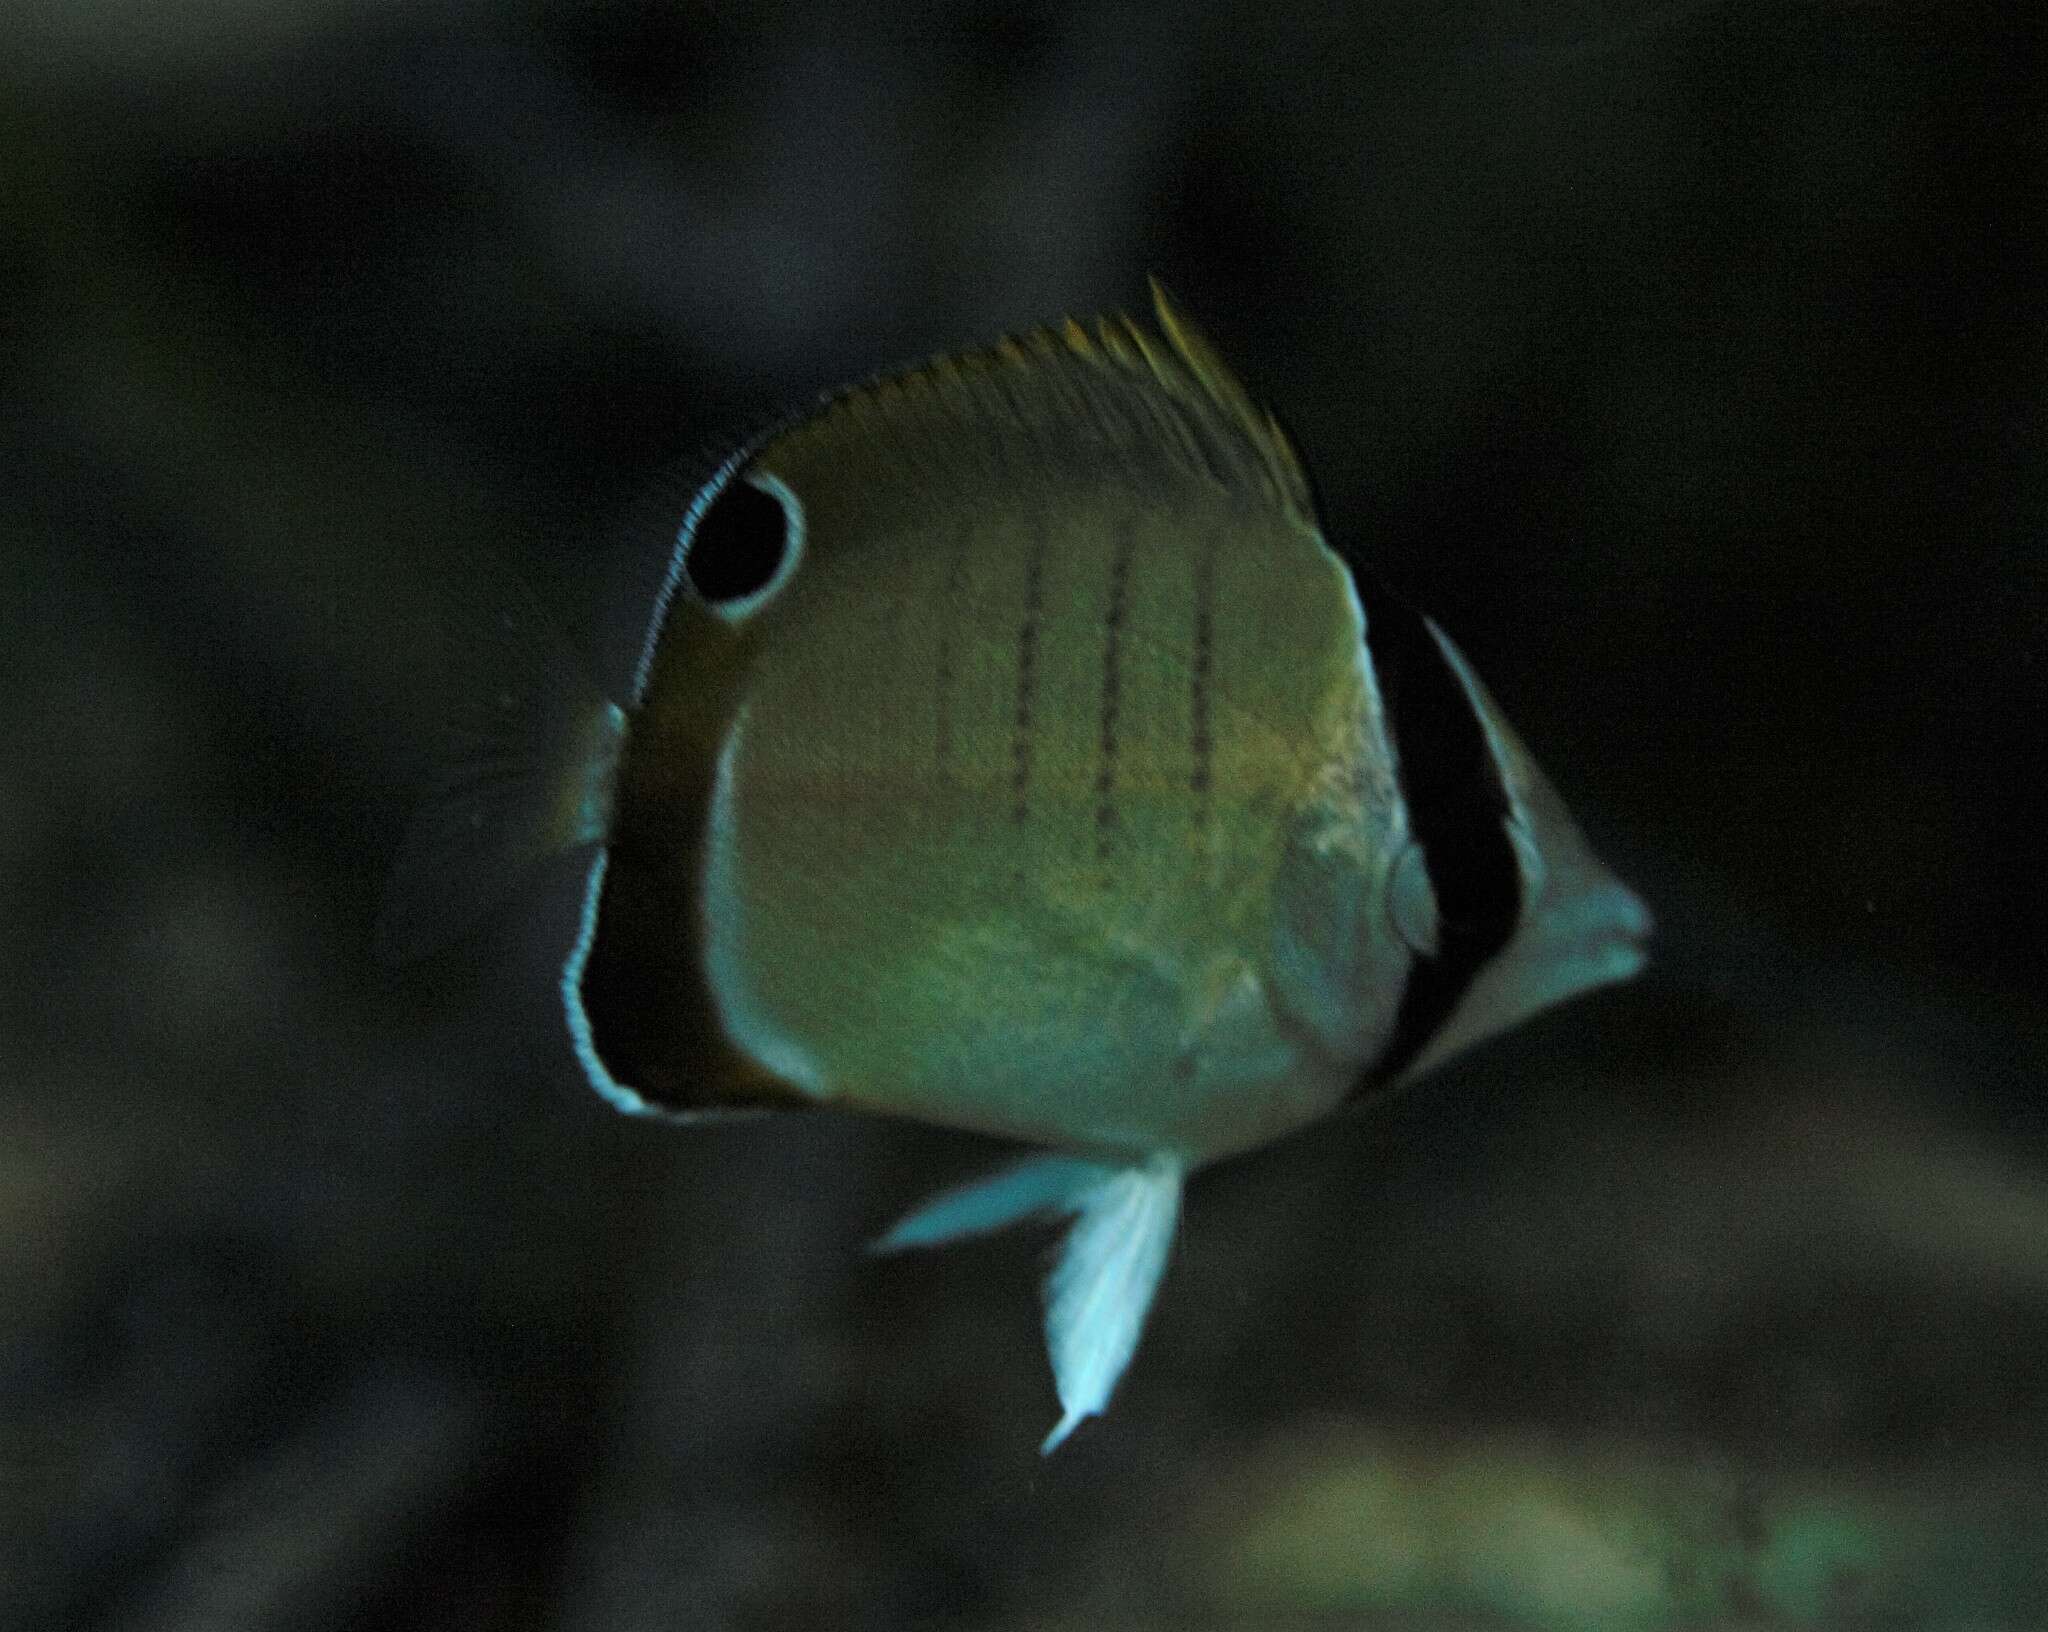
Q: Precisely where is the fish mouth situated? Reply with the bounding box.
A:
[1588,881,1655,984]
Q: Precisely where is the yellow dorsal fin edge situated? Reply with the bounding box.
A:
[1145,278,1316,522]
[764,281,1319,527]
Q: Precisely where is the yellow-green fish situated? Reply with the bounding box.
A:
[385,283,1650,1451]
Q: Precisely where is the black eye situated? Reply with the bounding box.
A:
[683,473,800,613]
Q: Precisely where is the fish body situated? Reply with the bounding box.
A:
[386,284,1650,1450]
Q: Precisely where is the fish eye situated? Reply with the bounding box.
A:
[682,470,804,619]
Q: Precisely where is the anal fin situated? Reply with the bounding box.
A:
[870,1155,1112,1252]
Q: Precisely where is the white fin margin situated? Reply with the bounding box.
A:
[631,445,750,702]
[560,848,762,1124]
[872,1151,1186,1453]
[562,848,652,1116]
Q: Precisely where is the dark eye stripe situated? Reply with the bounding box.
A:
[1350,572,1522,1091]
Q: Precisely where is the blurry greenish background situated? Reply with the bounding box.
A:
[5,2,2045,1628]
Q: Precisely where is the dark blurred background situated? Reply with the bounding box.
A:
[6,3,2046,1627]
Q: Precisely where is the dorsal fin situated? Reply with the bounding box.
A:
[1141,277,1316,520]
[748,280,1318,533]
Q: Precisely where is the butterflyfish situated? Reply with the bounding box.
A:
[383,282,1651,1452]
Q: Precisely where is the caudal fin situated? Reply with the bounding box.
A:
[873,1152,1186,1453]
[375,566,626,964]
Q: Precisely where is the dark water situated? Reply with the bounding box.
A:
[6,4,2045,1627]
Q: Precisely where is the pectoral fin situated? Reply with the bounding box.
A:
[1039,1156,1183,1451]
[873,1151,1186,1453]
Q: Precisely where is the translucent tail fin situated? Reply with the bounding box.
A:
[375,567,625,964]
[873,1152,1186,1453]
